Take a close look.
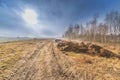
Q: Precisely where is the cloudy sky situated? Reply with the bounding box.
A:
[0,0,120,38]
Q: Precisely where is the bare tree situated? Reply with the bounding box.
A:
[63,11,120,45]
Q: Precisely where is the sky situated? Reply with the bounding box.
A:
[0,0,120,38]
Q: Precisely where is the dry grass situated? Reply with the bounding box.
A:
[56,40,120,80]
[65,52,120,80]
[0,40,42,79]
[0,39,120,80]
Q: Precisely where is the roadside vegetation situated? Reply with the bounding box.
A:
[63,10,120,54]
[0,40,41,79]
[55,39,120,80]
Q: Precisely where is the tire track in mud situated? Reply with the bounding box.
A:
[30,42,54,80]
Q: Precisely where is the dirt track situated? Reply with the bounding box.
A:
[0,40,120,80]
[5,41,81,80]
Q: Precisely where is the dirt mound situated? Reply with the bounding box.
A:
[88,44,114,58]
[57,40,87,53]
[55,39,62,43]
[56,40,120,58]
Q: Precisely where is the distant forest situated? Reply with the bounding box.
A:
[63,10,120,44]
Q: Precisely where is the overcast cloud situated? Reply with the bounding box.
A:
[0,0,120,37]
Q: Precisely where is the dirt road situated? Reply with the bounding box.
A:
[0,40,120,80]
[3,40,91,80]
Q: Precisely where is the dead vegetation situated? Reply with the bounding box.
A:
[56,39,120,58]
[0,39,120,80]
[0,40,43,79]
[55,41,120,80]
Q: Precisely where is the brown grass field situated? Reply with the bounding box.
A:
[0,39,120,80]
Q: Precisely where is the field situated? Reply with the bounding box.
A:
[0,39,120,80]
[0,37,30,43]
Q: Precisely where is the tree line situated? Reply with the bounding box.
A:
[63,11,120,44]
